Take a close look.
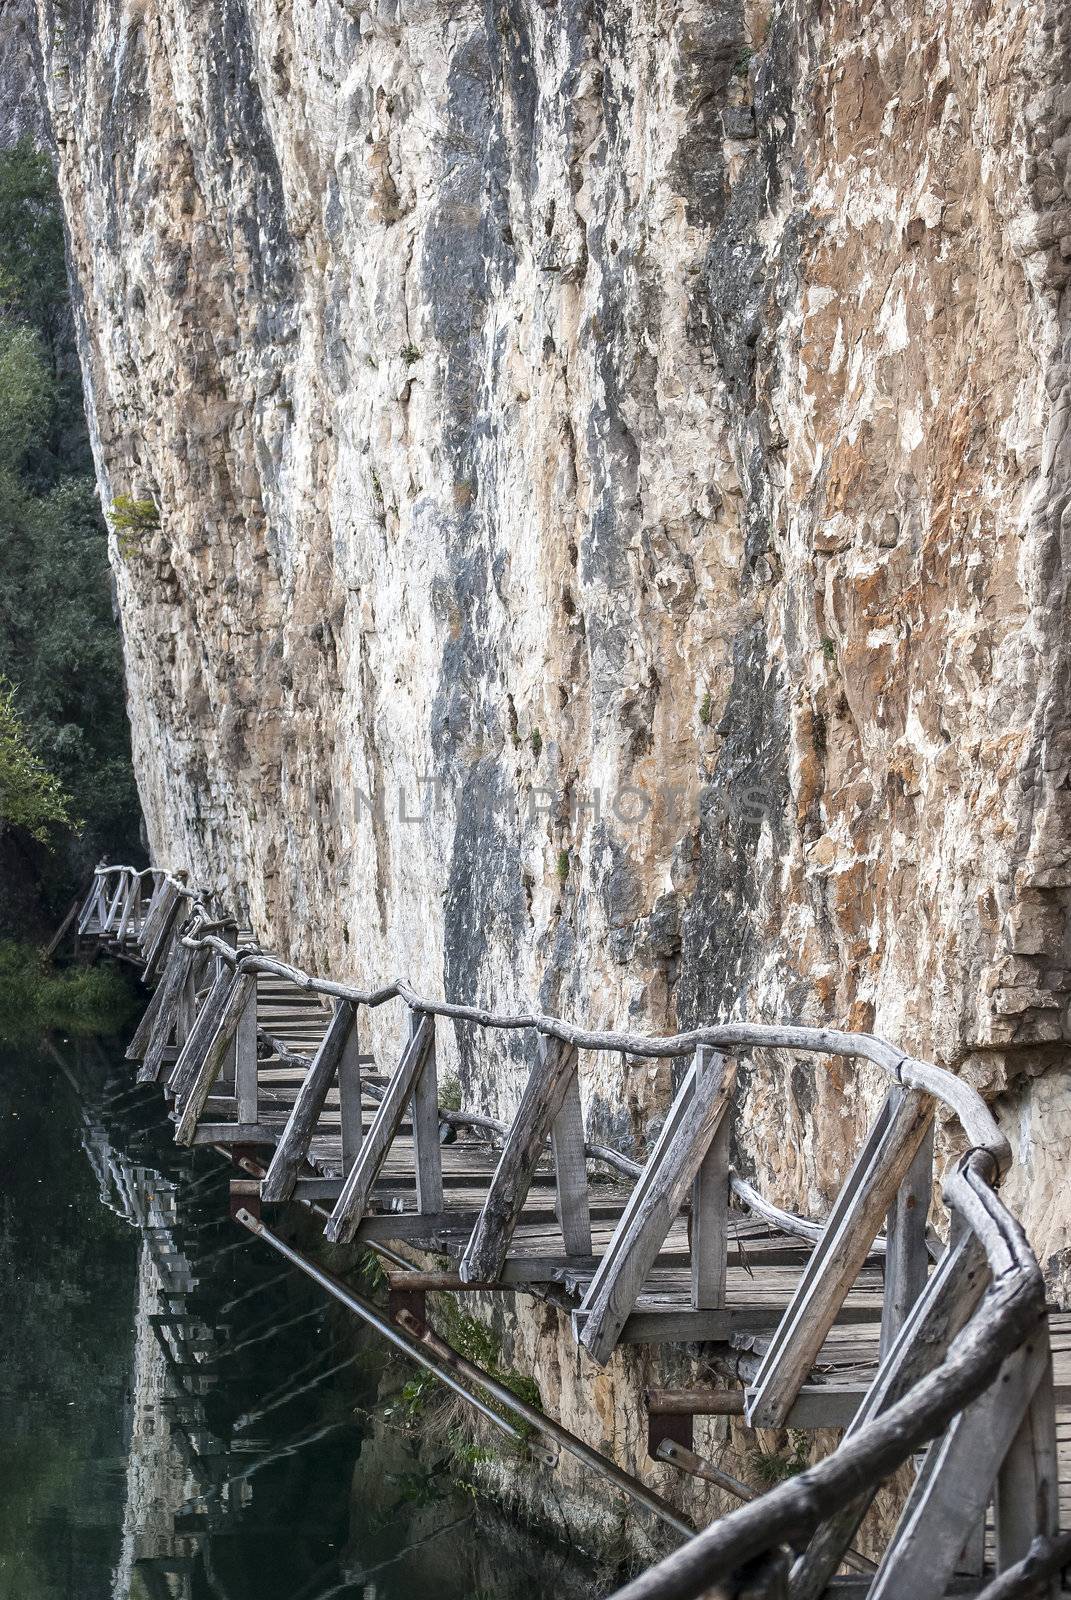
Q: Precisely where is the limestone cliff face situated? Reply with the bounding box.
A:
[26,0,1071,1271]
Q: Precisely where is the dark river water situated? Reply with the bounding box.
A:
[0,1032,599,1600]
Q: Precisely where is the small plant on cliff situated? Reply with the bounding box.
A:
[530,726,543,760]
[438,1073,463,1113]
[733,45,754,78]
[109,495,160,556]
[698,689,712,725]
[747,1429,810,1487]
[821,636,836,661]
[401,343,422,366]
[556,848,570,883]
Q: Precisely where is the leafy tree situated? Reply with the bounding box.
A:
[0,680,74,843]
[0,140,142,929]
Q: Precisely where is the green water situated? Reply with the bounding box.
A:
[0,1034,600,1600]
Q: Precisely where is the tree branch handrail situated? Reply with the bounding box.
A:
[86,862,1006,1174]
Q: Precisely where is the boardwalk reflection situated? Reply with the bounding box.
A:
[6,1034,596,1600]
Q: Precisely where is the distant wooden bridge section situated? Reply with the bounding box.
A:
[77,863,1071,1599]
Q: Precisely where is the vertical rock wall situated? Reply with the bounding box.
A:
[23,0,1071,1275]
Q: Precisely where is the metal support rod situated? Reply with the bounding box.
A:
[234,1208,693,1541]
[654,1442,875,1576]
[233,1209,553,1465]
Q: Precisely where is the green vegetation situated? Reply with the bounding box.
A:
[401,343,422,366]
[821,636,836,661]
[733,45,754,78]
[529,726,542,759]
[698,689,712,725]
[746,1428,810,1487]
[0,139,142,931]
[0,680,75,843]
[383,1297,542,1457]
[438,1072,463,1112]
[556,848,570,883]
[109,493,160,556]
[0,941,137,1043]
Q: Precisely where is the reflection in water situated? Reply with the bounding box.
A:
[0,1036,599,1600]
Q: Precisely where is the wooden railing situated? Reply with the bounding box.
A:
[77,864,1068,1600]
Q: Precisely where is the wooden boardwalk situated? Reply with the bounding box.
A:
[76,865,1071,1600]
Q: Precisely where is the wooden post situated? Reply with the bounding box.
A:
[690,1045,731,1309]
[261,999,359,1203]
[551,1068,592,1257]
[880,1118,933,1358]
[235,977,259,1126]
[214,927,239,1095]
[324,1011,435,1243]
[338,1013,364,1175]
[995,1325,1060,1577]
[409,1012,443,1215]
[459,1036,580,1284]
[746,1088,933,1429]
[576,1048,735,1366]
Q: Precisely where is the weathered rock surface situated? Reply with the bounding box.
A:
[17,0,1071,1498]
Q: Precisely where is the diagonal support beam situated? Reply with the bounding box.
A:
[139,941,197,1084]
[746,1086,933,1428]
[324,1012,434,1244]
[789,1224,990,1600]
[175,971,258,1144]
[168,967,232,1101]
[459,1036,580,1284]
[576,1048,735,1366]
[262,999,359,1203]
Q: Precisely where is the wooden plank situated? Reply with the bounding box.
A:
[168,968,232,1100]
[261,1000,358,1202]
[338,1015,364,1174]
[746,1088,933,1428]
[577,1049,735,1364]
[551,1067,591,1257]
[409,1012,443,1215]
[176,972,259,1144]
[138,942,196,1083]
[869,1331,1049,1600]
[995,1328,1060,1578]
[324,1013,434,1244]
[192,1123,277,1147]
[460,1037,581,1284]
[691,1049,731,1310]
[880,1118,933,1358]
